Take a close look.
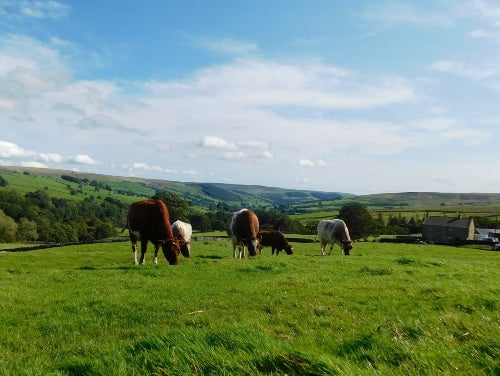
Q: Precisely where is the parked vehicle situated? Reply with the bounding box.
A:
[482,237,499,243]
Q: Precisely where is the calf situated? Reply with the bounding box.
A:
[123,199,180,265]
[227,208,260,258]
[257,230,293,255]
[172,220,192,258]
[317,219,353,255]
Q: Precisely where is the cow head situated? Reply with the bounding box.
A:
[248,239,259,256]
[285,244,294,255]
[341,240,353,255]
[162,238,180,265]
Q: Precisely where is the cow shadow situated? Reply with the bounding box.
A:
[196,255,224,260]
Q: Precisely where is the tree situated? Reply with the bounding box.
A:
[188,213,211,231]
[0,175,8,187]
[17,218,38,241]
[338,204,375,240]
[152,192,190,222]
[0,209,17,242]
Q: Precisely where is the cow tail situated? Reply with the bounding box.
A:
[121,219,129,234]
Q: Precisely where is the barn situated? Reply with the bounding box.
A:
[422,215,475,243]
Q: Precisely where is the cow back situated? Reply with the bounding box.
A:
[172,220,192,257]
[258,229,293,255]
[318,219,348,241]
[258,230,284,246]
[128,199,174,241]
[231,209,259,240]
[230,209,259,256]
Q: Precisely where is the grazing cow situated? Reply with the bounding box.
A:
[317,219,353,255]
[257,230,293,255]
[172,220,192,258]
[227,209,260,258]
[123,199,180,265]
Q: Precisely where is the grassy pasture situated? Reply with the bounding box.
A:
[0,170,146,205]
[0,240,498,375]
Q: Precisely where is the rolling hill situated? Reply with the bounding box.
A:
[1,166,499,212]
[0,166,349,209]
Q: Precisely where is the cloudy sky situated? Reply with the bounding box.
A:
[1,1,499,195]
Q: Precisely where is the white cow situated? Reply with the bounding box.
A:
[317,219,353,255]
[172,220,192,258]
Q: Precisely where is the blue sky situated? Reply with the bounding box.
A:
[1,0,499,195]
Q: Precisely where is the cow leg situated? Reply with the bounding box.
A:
[329,236,337,255]
[250,239,259,256]
[153,243,160,264]
[139,240,148,264]
[239,242,245,259]
[321,241,327,256]
[232,238,238,258]
[132,240,139,265]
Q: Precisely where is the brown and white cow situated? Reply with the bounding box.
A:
[257,230,293,255]
[317,219,353,255]
[227,208,260,258]
[123,199,180,265]
[172,220,192,258]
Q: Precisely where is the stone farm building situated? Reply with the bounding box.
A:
[422,216,475,243]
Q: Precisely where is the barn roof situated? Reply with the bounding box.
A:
[423,216,473,229]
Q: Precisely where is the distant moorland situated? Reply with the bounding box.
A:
[2,165,500,211]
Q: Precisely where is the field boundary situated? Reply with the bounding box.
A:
[0,237,129,252]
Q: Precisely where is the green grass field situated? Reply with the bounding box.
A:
[0,169,146,205]
[0,240,498,375]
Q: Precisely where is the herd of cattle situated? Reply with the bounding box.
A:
[122,199,353,265]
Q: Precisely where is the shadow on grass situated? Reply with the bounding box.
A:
[255,351,334,376]
[197,255,224,260]
[58,362,96,376]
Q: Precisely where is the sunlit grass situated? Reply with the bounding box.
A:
[0,240,498,375]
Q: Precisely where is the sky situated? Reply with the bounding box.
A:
[0,0,499,195]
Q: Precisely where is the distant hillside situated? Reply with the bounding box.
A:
[2,166,499,212]
[0,166,349,209]
[355,192,500,208]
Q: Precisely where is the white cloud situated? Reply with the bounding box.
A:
[39,153,63,163]
[299,159,328,168]
[467,0,500,26]
[261,151,274,159]
[238,140,267,149]
[20,161,48,168]
[223,151,247,160]
[0,140,34,158]
[317,159,327,167]
[68,154,100,165]
[123,162,176,174]
[0,140,74,165]
[431,60,495,81]
[299,159,315,167]
[132,162,152,170]
[182,169,198,176]
[468,29,500,39]
[180,59,414,110]
[0,0,70,20]
[199,136,237,151]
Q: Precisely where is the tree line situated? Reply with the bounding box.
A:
[0,186,425,243]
